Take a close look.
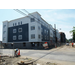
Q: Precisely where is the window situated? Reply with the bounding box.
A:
[18,22,20,25]
[21,21,22,25]
[13,29,16,33]
[47,30,48,34]
[3,37,5,41]
[38,35,40,39]
[13,23,14,26]
[18,28,22,32]
[38,26,40,30]
[15,23,17,26]
[31,18,35,22]
[38,19,40,23]
[18,35,22,40]
[3,31,6,34]
[31,26,35,30]
[3,25,6,28]
[44,29,46,33]
[31,34,35,39]
[13,36,16,40]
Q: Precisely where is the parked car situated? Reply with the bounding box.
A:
[66,43,69,46]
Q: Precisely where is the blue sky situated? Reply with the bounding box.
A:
[0,9,75,41]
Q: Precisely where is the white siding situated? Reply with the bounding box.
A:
[2,21,8,43]
[8,16,29,27]
[2,12,57,43]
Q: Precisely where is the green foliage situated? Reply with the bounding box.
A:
[70,26,75,41]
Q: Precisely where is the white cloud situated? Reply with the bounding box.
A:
[64,31,72,39]
[41,10,75,39]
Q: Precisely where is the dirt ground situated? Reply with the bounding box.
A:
[0,55,57,65]
[0,43,75,65]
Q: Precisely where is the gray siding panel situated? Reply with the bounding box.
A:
[8,23,29,42]
[41,25,50,41]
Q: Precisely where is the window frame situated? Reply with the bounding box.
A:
[18,35,22,40]
[13,36,16,40]
[21,21,22,25]
[44,29,46,33]
[13,29,17,33]
[38,26,40,30]
[3,37,5,41]
[3,31,6,34]
[3,25,6,28]
[18,22,20,25]
[31,26,35,30]
[18,28,22,33]
[13,23,14,26]
[31,34,35,39]
[38,35,41,39]
[47,30,48,34]
[15,23,17,26]
[31,18,35,22]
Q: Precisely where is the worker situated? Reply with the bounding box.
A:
[18,49,20,56]
[14,48,18,57]
[72,42,74,47]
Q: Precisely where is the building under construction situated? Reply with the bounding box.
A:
[2,11,64,49]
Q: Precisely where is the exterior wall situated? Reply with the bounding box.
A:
[60,32,66,43]
[8,23,29,42]
[2,12,61,49]
[29,12,42,42]
[41,25,49,41]
[2,21,8,43]
[56,30,60,43]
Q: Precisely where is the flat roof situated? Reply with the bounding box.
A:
[9,16,28,22]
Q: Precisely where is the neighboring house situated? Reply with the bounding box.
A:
[59,32,66,43]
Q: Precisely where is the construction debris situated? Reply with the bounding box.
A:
[0,55,57,65]
[17,61,33,65]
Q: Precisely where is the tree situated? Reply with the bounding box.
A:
[70,27,75,42]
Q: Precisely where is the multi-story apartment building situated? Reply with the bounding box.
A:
[2,12,52,48]
[2,12,60,49]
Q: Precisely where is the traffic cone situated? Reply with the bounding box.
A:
[18,50,20,56]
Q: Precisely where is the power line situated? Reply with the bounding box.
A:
[22,9,50,27]
[14,9,50,29]
[14,9,27,16]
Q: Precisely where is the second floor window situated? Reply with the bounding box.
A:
[31,18,35,22]
[3,25,6,28]
[18,28,22,32]
[31,26,35,30]
[31,34,35,39]
[13,29,16,33]
[13,36,16,40]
